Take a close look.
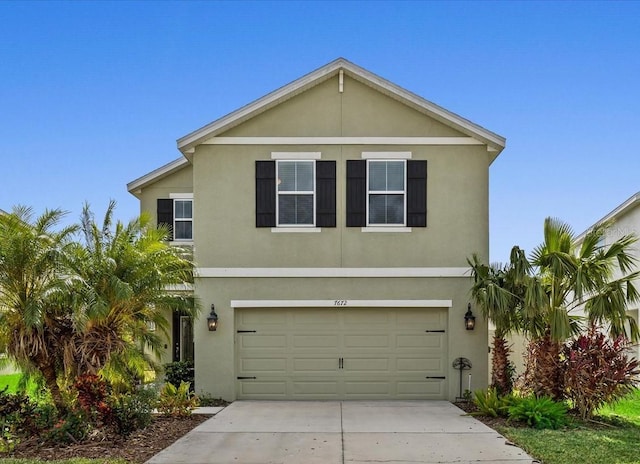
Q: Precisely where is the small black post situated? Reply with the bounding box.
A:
[452,357,472,401]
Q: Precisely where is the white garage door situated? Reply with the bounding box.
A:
[236,307,448,399]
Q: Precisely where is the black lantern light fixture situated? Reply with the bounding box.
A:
[464,303,476,330]
[207,305,219,331]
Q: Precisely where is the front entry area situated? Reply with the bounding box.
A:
[235,307,448,399]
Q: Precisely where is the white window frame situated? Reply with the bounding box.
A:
[366,159,407,227]
[170,193,193,242]
[273,155,318,228]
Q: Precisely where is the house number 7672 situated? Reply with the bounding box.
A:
[334,300,348,306]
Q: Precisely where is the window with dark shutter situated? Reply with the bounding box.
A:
[407,160,427,227]
[255,161,276,227]
[315,161,336,227]
[257,158,336,229]
[346,160,366,227]
[157,198,174,240]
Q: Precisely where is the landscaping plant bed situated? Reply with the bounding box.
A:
[7,414,211,464]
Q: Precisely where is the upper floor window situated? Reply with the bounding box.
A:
[347,154,427,229]
[277,160,315,226]
[256,154,336,230]
[157,194,193,241]
[367,160,406,226]
[173,199,193,240]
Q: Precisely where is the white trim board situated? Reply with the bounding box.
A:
[197,267,471,278]
[231,299,453,308]
[202,136,483,146]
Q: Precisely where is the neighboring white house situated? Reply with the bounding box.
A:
[574,191,640,361]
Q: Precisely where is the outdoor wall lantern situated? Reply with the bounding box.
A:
[207,305,219,331]
[464,303,476,330]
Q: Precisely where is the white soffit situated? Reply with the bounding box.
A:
[176,57,506,159]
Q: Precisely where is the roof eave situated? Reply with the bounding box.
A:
[127,157,190,198]
[575,191,640,244]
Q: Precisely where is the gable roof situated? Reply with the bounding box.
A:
[129,58,507,196]
[177,57,506,157]
[127,157,190,196]
[575,190,640,243]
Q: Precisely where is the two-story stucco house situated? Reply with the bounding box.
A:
[127,58,506,401]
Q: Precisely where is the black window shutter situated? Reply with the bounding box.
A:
[346,160,366,227]
[172,311,181,362]
[157,198,174,240]
[407,160,427,227]
[315,161,336,227]
[255,161,276,227]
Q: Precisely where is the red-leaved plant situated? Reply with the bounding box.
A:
[562,327,639,419]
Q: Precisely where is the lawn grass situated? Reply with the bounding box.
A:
[497,389,640,464]
[0,374,38,396]
[0,374,23,393]
[598,389,640,426]
[498,422,640,464]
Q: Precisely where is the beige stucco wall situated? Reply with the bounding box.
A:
[192,143,488,269]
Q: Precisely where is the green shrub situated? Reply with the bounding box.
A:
[508,395,568,429]
[157,381,199,417]
[164,362,194,390]
[109,387,156,436]
[45,409,91,444]
[0,387,40,450]
[472,388,512,417]
[562,329,639,419]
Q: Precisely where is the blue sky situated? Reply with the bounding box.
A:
[1,1,639,263]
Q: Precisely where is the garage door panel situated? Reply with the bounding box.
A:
[396,310,445,328]
[238,309,288,326]
[343,310,391,326]
[398,380,445,396]
[396,333,445,349]
[293,334,339,348]
[344,357,389,372]
[397,356,444,373]
[344,334,391,348]
[239,334,287,348]
[240,357,287,373]
[292,380,339,396]
[293,311,340,326]
[345,381,391,396]
[239,380,287,397]
[293,357,340,372]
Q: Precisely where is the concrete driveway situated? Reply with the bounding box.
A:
[146,401,535,464]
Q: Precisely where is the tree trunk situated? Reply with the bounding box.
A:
[523,334,563,400]
[40,363,67,413]
[491,335,514,395]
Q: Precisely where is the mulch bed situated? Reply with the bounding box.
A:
[7,414,212,463]
[5,402,523,463]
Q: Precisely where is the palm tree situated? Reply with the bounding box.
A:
[65,201,197,387]
[0,206,78,410]
[468,246,536,395]
[523,217,639,398]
